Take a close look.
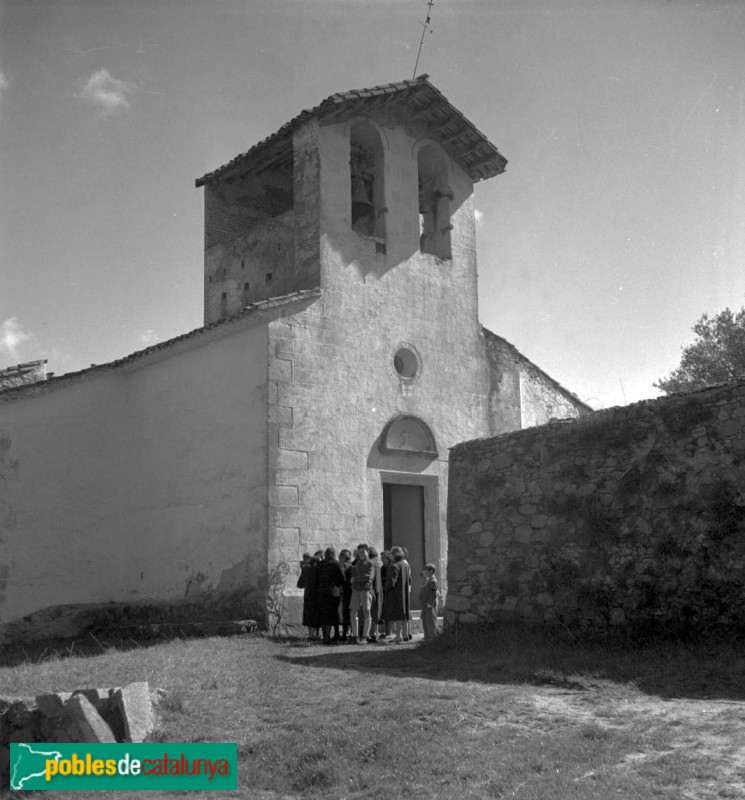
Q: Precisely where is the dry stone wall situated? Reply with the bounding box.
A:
[0,682,158,790]
[446,380,745,636]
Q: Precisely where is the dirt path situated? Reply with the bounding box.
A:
[282,639,745,798]
[532,689,745,798]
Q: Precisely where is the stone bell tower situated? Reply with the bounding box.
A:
[196,75,507,327]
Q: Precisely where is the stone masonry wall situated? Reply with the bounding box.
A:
[482,329,589,436]
[446,380,745,636]
[204,212,295,323]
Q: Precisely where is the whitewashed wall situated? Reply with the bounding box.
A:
[0,321,269,624]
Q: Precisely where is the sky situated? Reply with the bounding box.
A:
[0,0,744,409]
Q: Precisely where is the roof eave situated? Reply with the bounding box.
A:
[0,289,322,401]
[195,75,507,188]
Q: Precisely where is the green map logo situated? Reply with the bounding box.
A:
[9,742,238,791]
[10,743,64,790]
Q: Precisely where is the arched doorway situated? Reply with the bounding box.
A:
[377,416,439,610]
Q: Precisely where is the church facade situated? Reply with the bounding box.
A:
[0,77,588,633]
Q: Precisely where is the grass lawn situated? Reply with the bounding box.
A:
[2,625,745,799]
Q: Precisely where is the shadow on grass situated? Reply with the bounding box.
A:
[0,636,147,668]
[276,624,745,702]
[0,630,258,669]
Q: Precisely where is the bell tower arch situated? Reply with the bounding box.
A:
[349,117,387,240]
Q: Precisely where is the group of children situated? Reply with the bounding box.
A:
[297,543,440,645]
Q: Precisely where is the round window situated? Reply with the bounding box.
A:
[393,346,420,379]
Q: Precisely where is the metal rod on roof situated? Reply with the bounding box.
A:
[412,0,435,79]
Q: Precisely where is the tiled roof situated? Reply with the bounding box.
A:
[195,75,507,187]
[0,359,47,380]
[0,289,321,401]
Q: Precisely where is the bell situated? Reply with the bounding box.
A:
[351,177,373,206]
[351,177,374,234]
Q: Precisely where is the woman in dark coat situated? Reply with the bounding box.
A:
[315,547,344,644]
[384,547,410,643]
[379,550,392,639]
[338,549,354,641]
[367,546,384,642]
[297,552,321,640]
[401,546,413,641]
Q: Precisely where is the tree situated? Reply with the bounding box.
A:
[655,307,745,394]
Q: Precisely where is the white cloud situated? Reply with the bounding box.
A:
[140,329,159,346]
[474,209,484,225]
[78,68,134,115]
[0,318,33,362]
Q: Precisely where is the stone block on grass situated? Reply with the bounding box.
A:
[111,682,154,743]
[63,694,116,743]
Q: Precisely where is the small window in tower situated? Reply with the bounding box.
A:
[241,259,245,269]
[221,292,227,300]
[265,272,273,283]
[244,282,249,291]
[392,344,421,380]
